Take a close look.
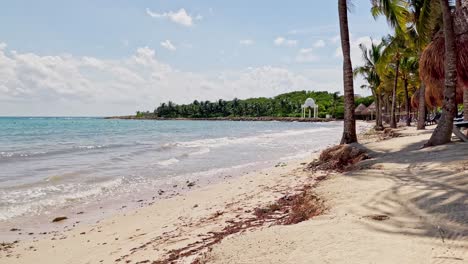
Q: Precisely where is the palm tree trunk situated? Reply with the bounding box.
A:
[377,93,383,128]
[417,83,426,129]
[464,91,468,120]
[404,79,411,126]
[390,59,400,128]
[372,89,380,129]
[375,94,383,130]
[425,0,458,147]
[338,0,357,144]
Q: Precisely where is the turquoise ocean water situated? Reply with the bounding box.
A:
[0,117,349,222]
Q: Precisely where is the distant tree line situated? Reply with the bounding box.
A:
[136,91,374,119]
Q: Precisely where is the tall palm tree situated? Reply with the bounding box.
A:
[398,56,419,126]
[372,0,439,130]
[338,0,357,144]
[377,34,406,128]
[425,0,458,146]
[354,40,385,130]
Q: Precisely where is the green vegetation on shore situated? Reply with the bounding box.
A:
[135,91,373,119]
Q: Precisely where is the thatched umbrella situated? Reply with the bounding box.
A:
[355,103,367,115]
[366,102,376,112]
[419,2,468,108]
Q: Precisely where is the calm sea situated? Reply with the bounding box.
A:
[0,117,354,222]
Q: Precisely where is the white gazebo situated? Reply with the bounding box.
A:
[301,98,318,118]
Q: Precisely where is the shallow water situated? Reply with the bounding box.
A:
[0,117,352,222]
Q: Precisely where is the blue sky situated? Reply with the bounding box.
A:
[0,0,390,116]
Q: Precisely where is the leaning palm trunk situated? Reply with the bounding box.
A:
[404,79,411,126]
[464,91,468,126]
[417,83,426,129]
[372,90,383,130]
[377,93,384,128]
[390,59,400,128]
[425,0,458,147]
[375,94,384,130]
[456,4,465,124]
[338,0,357,144]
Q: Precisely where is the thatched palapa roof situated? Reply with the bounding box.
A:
[366,102,376,111]
[419,2,468,107]
[355,103,368,115]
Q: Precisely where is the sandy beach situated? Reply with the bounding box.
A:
[1,125,467,264]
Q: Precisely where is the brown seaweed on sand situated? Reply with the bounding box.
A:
[307,144,369,172]
[150,186,323,264]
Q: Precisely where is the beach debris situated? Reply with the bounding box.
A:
[193,204,199,208]
[158,189,165,195]
[151,185,323,264]
[186,181,196,188]
[52,216,68,223]
[254,186,323,225]
[0,241,18,253]
[77,211,84,215]
[380,128,401,140]
[437,226,446,243]
[365,214,390,221]
[9,228,20,232]
[307,144,369,172]
[275,162,287,167]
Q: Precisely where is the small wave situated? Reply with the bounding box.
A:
[175,127,334,149]
[156,158,180,167]
[76,145,105,150]
[0,178,124,221]
[156,142,179,151]
[190,147,211,156]
[44,171,83,183]
[0,144,131,161]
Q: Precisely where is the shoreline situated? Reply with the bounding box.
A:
[1,125,466,263]
[0,157,310,243]
[104,116,336,122]
[0,119,351,234]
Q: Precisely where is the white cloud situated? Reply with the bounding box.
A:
[334,36,377,67]
[0,42,358,116]
[160,40,176,51]
[329,35,340,44]
[313,39,326,48]
[274,37,298,47]
[146,8,194,27]
[239,39,254,46]
[295,48,318,63]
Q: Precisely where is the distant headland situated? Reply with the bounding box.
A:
[107,90,373,121]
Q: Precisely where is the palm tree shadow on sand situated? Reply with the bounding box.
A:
[344,135,467,246]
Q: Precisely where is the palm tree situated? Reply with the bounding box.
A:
[425,0,458,146]
[338,0,357,144]
[398,56,419,126]
[354,40,385,130]
[372,0,439,130]
[378,34,406,128]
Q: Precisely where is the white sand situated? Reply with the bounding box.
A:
[1,126,467,264]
